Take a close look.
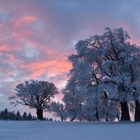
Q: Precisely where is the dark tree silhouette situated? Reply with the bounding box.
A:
[9,80,58,120]
[0,109,35,120]
[135,100,140,122]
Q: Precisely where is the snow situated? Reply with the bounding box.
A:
[0,121,140,140]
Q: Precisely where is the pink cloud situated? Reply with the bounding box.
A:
[0,0,140,115]
[14,15,37,27]
[0,44,12,51]
[30,59,71,77]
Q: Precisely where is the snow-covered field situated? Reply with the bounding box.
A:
[0,121,140,140]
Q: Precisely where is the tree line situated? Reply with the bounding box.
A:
[9,28,140,122]
[0,109,54,121]
[0,109,35,120]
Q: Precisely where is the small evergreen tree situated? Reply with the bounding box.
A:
[16,111,21,120]
[27,113,32,120]
[22,112,27,120]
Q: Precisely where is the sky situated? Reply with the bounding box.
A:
[0,0,140,115]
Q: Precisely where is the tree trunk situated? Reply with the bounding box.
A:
[95,106,99,121]
[60,116,64,122]
[120,101,130,121]
[70,116,76,121]
[117,114,120,122]
[135,100,140,122]
[36,109,43,120]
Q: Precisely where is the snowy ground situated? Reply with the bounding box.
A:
[0,121,140,140]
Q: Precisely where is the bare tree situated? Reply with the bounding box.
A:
[48,101,66,121]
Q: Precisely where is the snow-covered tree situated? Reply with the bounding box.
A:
[64,27,140,121]
[9,80,58,120]
[48,101,67,121]
[63,42,101,121]
[63,40,106,121]
[95,28,140,121]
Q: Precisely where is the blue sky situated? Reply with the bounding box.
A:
[0,0,140,114]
